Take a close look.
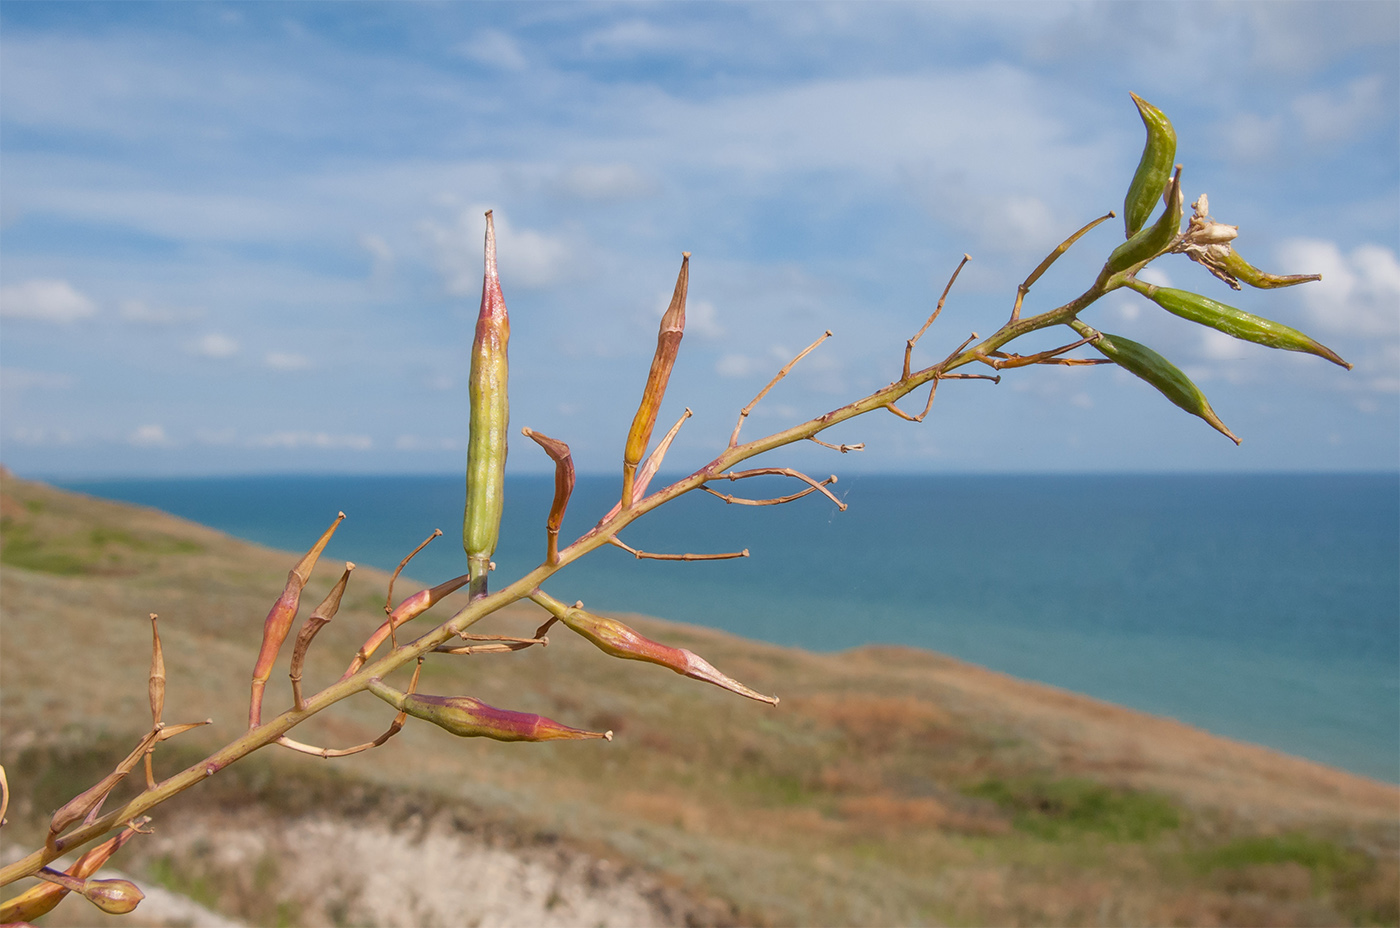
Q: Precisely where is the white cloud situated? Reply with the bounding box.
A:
[190,332,240,358]
[195,427,236,445]
[129,424,174,447]
[7,426,75,446]
[1217,112,1282,163]
[687,299,725,339]
[1276,239,1400,338]
[1137,266,1173,288]
[359,233,394,277]
[1292,75,1386,146]
[421,207,573,293]
[553,163,658,201]
[456,29,528,70]
[1,368,74,392]
[119,299,202,324]
[393,434,462,451]
[1200,328,1244,361]
[265,351,312,371]
[0,279,97,323]
[716,353,761,379]
[251,431,373,450]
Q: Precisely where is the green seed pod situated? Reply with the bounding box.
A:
[1126,279,1350,368]
[1105,167,1182,277]
[1219,249,1322,290]
[1123,93,1177,239]
[464,211,510,594]
[1071,320,1238,444]
[367,679,610,742]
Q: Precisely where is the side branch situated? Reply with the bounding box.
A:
[609,537,749,561]
[730,330,832,447]
[904,254,970,379]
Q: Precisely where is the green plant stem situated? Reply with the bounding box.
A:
[0,274,1118,889]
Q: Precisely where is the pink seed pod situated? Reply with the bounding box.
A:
[249,512,344,728]
[536,594,777,705]
[367,679,611,742]
[341,573,471,680]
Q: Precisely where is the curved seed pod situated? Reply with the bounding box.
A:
[1105,167,1182,276]
[1123,93,1177,239]
[366,679,610,742]
[464,210,511,597]
[522,428,575,565]
[622,253,689,509]
[1072,320,1238,444]
[81,879,144,915]
[249,512,345,728]
[1218,249,1322,290]
[1127,279,1350,368]
[532,591,778,704]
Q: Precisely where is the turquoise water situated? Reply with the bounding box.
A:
[60,473,1399,783]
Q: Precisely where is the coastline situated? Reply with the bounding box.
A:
[3,472,1397,926]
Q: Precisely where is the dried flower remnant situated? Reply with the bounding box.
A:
[531,591,778,705]
[1174,195,1322,291]
[249,512,344,728]
[464,211,511,599]
[367,679,611,742]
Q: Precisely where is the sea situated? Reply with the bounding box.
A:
[58,472,1399,784]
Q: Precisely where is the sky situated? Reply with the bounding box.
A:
[1,1,1396,478]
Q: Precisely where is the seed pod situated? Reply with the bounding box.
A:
[533,592,778,704]
[1218,249,1322,290]
[464,211,510,596]
[341,572,472,679]
[81,879,144,915]
[148,613,165,726]
[0,828,139,923]
[1105,167,1182,276]
[1127,279,1350,368]
[1123,93,1177,239]
[522,427,575,565]
[1072,320,1238,444]
[622,253,689,508]
[248,512,345,728]
[366,679,610,742]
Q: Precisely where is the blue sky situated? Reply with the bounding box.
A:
[1,1,1396,477]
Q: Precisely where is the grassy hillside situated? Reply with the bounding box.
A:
[2,472,1396,926]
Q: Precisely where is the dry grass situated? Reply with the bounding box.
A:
[2,472,1397,926]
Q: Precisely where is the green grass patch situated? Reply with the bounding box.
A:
[964,776,1180,841]
[1193,832,1365,878]
[0,519,91,575]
